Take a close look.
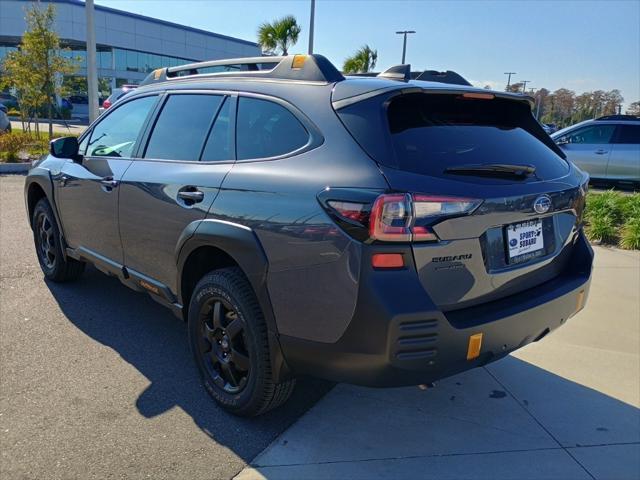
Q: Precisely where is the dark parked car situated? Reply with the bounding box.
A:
[0,92,19,110]
[25,55,593,416]
[0,103,10,133]
[69,95,88,104]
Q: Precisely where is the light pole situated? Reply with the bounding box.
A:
[85,0,99,122]
[504,72,516,90]
[308,0,315,55]
[395,30,415,64]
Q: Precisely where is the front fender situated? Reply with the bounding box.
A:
[25,165,74,261]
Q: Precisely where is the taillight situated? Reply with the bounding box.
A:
[326,200,369,224]
[320,189,480,243]
[369,193,480,243]
[369,194,412,241]
[102,99,112,109]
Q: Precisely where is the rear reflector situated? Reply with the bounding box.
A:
[466,333,483,360]
[371,253,404,269]
[573,289,586,316]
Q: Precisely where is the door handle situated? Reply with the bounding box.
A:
[177,189,205,203]
[99,177,119,188]
[58,175,69,186]
[594,149,608,155]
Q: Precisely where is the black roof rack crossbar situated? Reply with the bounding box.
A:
[140,54,345,86]
[377,64,411,82]
[415,70,471,86]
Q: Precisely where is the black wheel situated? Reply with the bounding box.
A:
[188,267,295,416]
[32,197,84,282]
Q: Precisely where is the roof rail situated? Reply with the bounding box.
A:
[139,54,345,86]
[377,64,411,82]
[596,114,639,121]
[415,70,471,86]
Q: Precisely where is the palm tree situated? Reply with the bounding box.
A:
[342,45,378,74]
[257,15,301,56]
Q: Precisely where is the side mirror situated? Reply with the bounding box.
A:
[555,136,570,146]
[50,136,81,162]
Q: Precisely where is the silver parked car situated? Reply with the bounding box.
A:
[552,115,640,184]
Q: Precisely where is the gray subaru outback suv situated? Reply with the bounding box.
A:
[25,54,593,416]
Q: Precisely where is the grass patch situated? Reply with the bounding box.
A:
[585,190,640,250]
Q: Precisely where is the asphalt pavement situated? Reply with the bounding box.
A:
[0,174,332,480]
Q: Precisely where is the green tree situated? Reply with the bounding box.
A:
[626,101,640,116]
[342,45,378,74]
[257,15,301,55]
[506,82,524,93]
[0,4,77,138]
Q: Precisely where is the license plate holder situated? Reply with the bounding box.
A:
[506,219,544,263]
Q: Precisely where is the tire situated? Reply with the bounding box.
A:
[188,267,295,417]
[32,197,85,282]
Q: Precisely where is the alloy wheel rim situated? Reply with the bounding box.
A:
[36,213,56,269]
[198,297,250,394]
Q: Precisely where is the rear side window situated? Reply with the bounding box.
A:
[145,94,223,161]
[339,92,569,180]
[87,95,156,158]
[614,125,640,144]
[236,97,308,160]
[566,125,615,144]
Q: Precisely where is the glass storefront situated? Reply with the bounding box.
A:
[1,42,199,101]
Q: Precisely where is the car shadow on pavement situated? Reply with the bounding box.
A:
[45,265,334,463]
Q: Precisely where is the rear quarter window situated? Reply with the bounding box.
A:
[236,97,308,160]
[614,124,640,144]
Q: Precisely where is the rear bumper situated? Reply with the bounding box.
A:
[279,231,593,387]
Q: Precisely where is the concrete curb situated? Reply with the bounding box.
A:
[0,163,30,174]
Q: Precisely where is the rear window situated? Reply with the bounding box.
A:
[339,92,569,180]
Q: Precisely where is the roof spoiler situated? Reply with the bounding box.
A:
[375,65,472,86]
[377,64,411,82]
[139,54,345,86]
[415,70,471,86]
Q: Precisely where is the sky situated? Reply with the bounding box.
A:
[96,0,640,107]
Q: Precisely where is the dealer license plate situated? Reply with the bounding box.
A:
[506,219,544,262]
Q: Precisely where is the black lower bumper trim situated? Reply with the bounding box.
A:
[279,232,594,387]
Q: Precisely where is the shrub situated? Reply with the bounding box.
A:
[620,217,640,250]
[586,214,617,243]
[584,190,640,249]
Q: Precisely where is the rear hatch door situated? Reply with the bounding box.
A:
[335,87,588,309]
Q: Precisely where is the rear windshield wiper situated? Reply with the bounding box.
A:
[444,163,536,178]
